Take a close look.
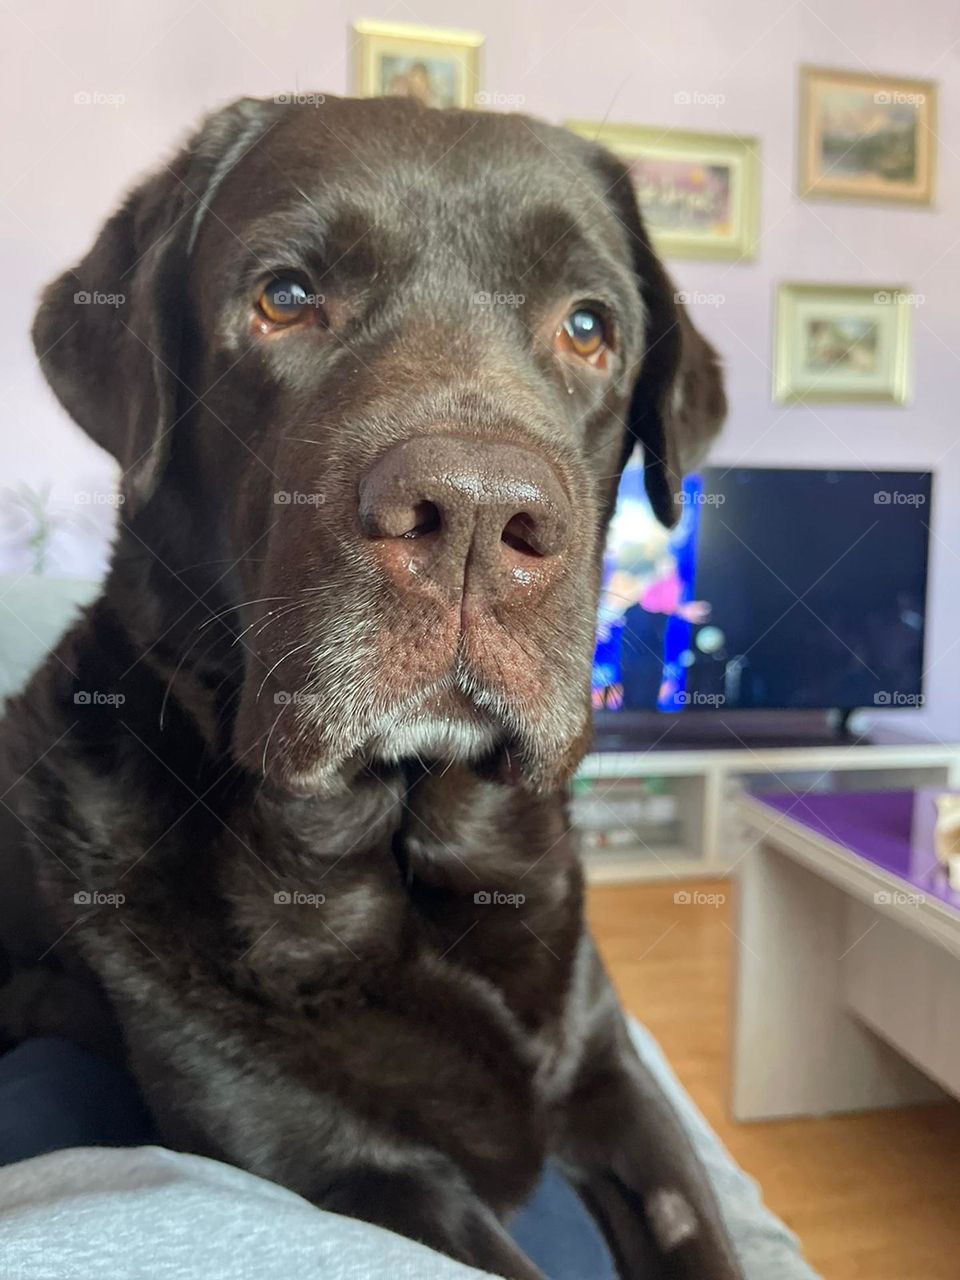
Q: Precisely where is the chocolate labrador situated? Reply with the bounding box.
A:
[0,95,735,1278]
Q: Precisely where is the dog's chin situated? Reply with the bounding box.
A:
[273,713,583,801]
[279,713,516,800]
[364,714,502,767]
[246,672,592,801]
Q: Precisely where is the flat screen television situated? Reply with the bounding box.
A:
[593,464,931,717]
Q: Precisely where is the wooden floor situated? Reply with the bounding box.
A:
[588,880,960,1280]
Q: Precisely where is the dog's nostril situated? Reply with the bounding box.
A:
[401,501,442,539]
[501,513,543,558]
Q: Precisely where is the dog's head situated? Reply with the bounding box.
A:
[33,95,725,795]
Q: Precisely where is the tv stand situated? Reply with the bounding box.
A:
[574,723,960,884]
[592,708,870,752]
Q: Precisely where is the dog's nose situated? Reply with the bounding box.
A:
[358,436,571,603]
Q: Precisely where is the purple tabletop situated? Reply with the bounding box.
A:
[752,788,960,915]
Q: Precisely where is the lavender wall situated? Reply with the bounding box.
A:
[1,0,957,735]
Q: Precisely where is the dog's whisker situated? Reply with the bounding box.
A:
[255,641,314,703]
[228,600,312,648]
[171,557,268,573]
[249,599,319,640]
[198,596,290,633]
[158,621,235,732]
[260,703,287,779]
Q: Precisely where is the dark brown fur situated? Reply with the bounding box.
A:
[0,95,736,1279]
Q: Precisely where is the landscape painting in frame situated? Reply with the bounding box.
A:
[799,66,936,205]
[774,283,912,406]
[352,20,483,109]
[566,122,760,261]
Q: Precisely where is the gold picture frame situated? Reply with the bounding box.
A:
[773,283,913,406]
[799,66,937,205]
[351,20,483,109]
[566,122,760,262]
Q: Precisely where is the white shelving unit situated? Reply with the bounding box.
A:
[573,732,960,884]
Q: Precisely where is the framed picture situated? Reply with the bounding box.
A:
[351,20,483,109]
[773,283,912,405]
[566,122,760,261]
[799,66,937,205]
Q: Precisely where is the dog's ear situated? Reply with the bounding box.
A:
[593,151,727,527]
[31,97,279,512]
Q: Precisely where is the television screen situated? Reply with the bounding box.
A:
[593,465,931,714]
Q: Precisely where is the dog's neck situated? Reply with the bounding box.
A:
[23,531,580,1037]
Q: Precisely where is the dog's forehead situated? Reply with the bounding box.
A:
[276,98,600,197]
[208,99,623,262]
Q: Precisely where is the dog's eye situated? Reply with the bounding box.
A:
[556,307,610,364]
[256,278,318,327]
